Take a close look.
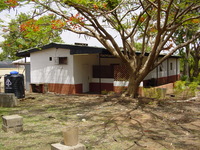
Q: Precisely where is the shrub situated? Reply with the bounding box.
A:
[143,88,161,99]
[101,89,108,95]
[180,75,188,81]
[188,82,198,96]
[174,80,198,98]
[192,74,200,85]
[174,80,186,94]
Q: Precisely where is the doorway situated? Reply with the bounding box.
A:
[82,64,90,93]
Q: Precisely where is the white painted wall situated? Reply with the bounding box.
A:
[91,78,114,83]
[114,81,143,87]
[168,58,180,76]
[144,58,180,80]
[73,54,99,84]
[31,48,74,84]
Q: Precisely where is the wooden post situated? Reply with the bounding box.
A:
[62,127,79,146]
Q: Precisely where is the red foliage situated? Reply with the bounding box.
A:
[66,13,85,30]
[51,19,66,30]
[93,4,98,10]
[20,19,40,33]
[5,0,19,8]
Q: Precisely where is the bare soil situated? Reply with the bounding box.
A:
[0,92,200,150]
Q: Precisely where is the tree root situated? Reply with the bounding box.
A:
[167,97,197,103]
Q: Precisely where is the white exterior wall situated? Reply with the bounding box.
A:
[73,54,98,84]
[31,48,74,84]
[144,57,179,80]
[158,59,168,78]
[91,78,114,83]
[168,58,180,76]
[114,81,143,87]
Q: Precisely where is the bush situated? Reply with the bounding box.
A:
[174,80,198,98]
[174,80,186,93]
[143,88,165,99]
[188,82,198,96]
[101,89,108,95]
[180,75,188,81]
[191,74,200,85]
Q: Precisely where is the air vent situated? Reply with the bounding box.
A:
[74,43,88,46]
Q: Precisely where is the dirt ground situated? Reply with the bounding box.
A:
[0,92,200,150]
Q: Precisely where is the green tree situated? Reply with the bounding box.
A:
[190,39,200,79]
[1,0,200,97]
[174,19,200,80]
[0,13,63,60]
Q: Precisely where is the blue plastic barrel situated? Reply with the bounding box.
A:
[10,71,19,75]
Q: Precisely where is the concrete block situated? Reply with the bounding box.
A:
[0,93,18,107]
[51,143,86,150]
[73,143,86,150]
[2,124,23,133]
[63,127,79,146]
[2,115,23,127]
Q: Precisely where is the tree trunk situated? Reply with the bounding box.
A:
[183,46,190,79]
[193,58,199,77]
[191,49,200,78]
[125,75,142,98]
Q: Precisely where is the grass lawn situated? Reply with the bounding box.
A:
[0,93,200,150]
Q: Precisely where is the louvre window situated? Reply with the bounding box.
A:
[54,57,68,65]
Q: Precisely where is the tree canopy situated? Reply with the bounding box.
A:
[0,12,63,60]
[0,0,199,97]
[173,17,200,80]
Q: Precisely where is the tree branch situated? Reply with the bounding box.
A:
[154,31,200,68]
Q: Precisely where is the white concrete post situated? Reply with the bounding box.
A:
[62,127,79,146]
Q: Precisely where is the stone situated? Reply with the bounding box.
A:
[2,115,23,127]
[73,143,86,150]
[2,115,23,133]
[2,124,23,133]
[63,127,79,146]
[51,143,86,150]
[0,93,18,107]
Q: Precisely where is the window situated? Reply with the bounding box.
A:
[54,57,68,65]
[160,66,162,72]
[49,57,52,61]
[93,65,114,78]
[170,62,173,70]
[59,57,67,64]
[160,64,163,72]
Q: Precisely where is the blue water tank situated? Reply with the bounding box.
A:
[10,71,19,75]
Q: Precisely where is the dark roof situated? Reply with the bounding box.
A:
[16,42,180,58]
[16,43,107,57]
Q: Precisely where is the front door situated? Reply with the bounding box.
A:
[82,64,90,93]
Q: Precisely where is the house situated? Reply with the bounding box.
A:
[16,43,180,94]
